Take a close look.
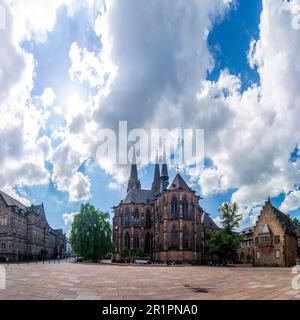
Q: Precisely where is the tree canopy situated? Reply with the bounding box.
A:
[218,202,243,234]
[208,202,243,264]
[69,203,113,262]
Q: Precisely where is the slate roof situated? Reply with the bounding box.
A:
[0,191,44,215]
[122,189,156,204]
[201,212,220,230]
[261,202,300,237]
[167,173,191,191]
[241,226,255,234]
[0,191,27,210]
[28,204,44,215]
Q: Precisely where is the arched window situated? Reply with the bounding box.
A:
[145,210,151,228]
[134,208,140,226]
[182,198,189,219]
[123,209,131,227]
[133,232,140,249]
[171,197,178,219]
[125,232,130,249]
[171,225,179,249]
[183,225,189,249]
[145,232,151,254]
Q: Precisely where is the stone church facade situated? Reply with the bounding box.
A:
[0,191,67,262]
[112,152,219,264]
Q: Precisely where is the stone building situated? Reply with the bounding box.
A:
[112,151,219,264]
[237,227,254,264]
[238,198,300,267]
[253,198,300,267]
[0,191,67,262]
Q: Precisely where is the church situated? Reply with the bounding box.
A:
[112,151,219,264]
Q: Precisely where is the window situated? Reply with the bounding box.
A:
[125,232,130,249]
[0,217,7,226]
[256,251,260,260]
[145,232,151,254]
[171,197,178,219]
[1,241,5,250]
[133,233,140,249]
[134,208,140,226]
[275,250,281,259]
[171,225,179,249]
[274,236,280,244]
[183,225,189,249]
[145,210,151,228]
[182,198,189,219]
[123,209,131,227]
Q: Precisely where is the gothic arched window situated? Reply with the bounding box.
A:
[171,225,179,249]
[125,232,130,249]
[145,210,151,228]
[183,225,189,249]
[123,209,131,227]
[182,198,189,219]
[145,232,151,254]
[171,197,178,219]
[134,208,140,226]
[133,232,140,249]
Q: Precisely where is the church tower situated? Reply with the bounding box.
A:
[160,147,169,192]
[127,146,141,192]
[152,151,161,194]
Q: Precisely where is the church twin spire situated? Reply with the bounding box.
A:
[127,147,169,194]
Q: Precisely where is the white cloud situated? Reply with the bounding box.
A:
[40,87,56,108]
[280,190,300,213]
[2,0,300,220]
[51,143,91,202]
[63,212,77,226]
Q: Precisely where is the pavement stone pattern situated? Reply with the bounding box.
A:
[0,262,299,300]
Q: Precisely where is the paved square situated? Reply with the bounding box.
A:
[0,262,299,300]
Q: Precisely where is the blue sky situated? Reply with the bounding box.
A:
[1,0,300,233]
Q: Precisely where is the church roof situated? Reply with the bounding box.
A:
[0,191,27,210]
[201,212,220,230]
[28,204,44,215]
[167,173,190,191]
[122,189,156,204]
[241,226,255,234]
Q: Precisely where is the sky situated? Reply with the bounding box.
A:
[1,0,300,234]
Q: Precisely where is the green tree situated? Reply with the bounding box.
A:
[288,215,300,228]
[219,202,243,234]
[208,202,243,264]
[69,203,113,262]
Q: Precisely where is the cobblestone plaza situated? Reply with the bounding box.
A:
[0,262,300,300]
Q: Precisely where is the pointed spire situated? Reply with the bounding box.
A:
[127,145,141,192]
[132,145,137,165]
[152,150,160,194]
[161,145,169,192]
